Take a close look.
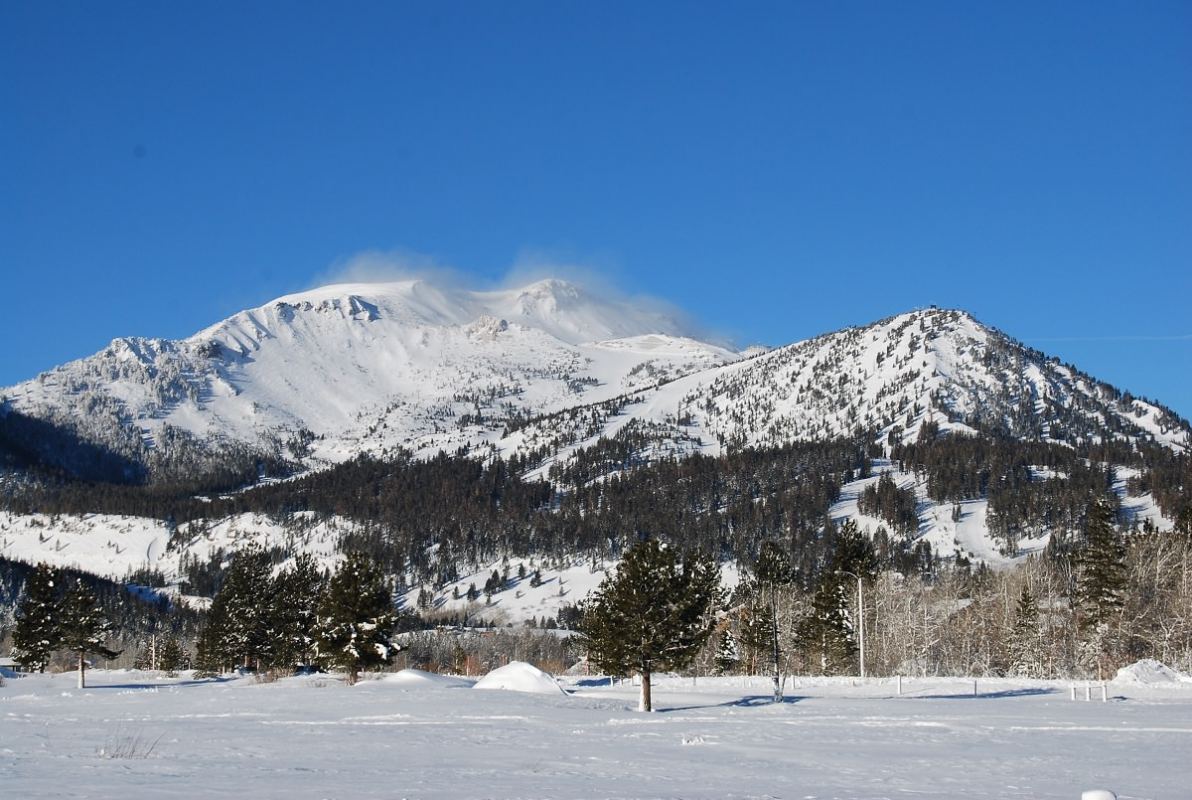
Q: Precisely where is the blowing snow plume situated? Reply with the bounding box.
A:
[308,248,730,347]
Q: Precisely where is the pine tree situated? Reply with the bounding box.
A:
[11,563,62,673]
[315,552,398,685]
[751,541,794,701]
[1074,496,1127,677]
[576,540,721,712]
[58,581,119,689]
[736,592,775,674]
[799,520,876,676]
[269,554,324,670]
[1007,585,1044,678]
[801,576,856,675]
[417,586,433,611]
[195,548,275,673]
[713,627,740,674]
[1076,496,1127,629]
[159,635,185,675]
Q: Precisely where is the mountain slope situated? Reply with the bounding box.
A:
[3,288,1188,484]
[3,286,1190,605]
[509,307,1190,474]
[1,279,737,478]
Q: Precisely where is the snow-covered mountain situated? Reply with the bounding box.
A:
[4,281,1191,606]
[2,284,1188,485]
[1,279,738,473]
[514,307,1191,470]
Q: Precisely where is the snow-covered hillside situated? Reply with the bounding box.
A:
[516,308,1190,472]
[3,285,1190,594]
[5,285,1188,480]
[1,279,736,470]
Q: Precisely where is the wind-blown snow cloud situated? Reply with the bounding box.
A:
[309,247,735,348]
[311,248,470,289]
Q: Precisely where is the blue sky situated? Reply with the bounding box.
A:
[3,2,1190,417]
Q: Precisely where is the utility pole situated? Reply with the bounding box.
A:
[839,571,865,679]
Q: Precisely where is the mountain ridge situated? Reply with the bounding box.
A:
[2,282,1188,491]
[2,286,1190,617]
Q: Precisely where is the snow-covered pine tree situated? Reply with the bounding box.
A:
[269,553,325,670]
[576,540,721,712]
[802,576,856,675]
[1075,495,1127,677]
[1007,584,1044,678]
[194,547,275,673]
[11,563,62,673]
[57,581,119,688]
[1076,496,1127,629]
[315,552,398,685]
[713,627,740,675]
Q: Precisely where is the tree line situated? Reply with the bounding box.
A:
[195,549,405,685]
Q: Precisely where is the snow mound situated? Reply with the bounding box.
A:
[473,661,566,695]
[1112,659,1192,686]
[384,669,472,688]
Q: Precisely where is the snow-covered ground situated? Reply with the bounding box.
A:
[3,667,1190,799]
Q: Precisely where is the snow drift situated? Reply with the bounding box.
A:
[383,668,473,688]
[473,661,566,695]
[1112,659,1192,686]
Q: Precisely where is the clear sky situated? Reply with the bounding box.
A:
[3,2,1190,417]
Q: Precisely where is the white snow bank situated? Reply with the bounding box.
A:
[384,669,472,688]
[1112,659,1192,686]
[473,661,566,695]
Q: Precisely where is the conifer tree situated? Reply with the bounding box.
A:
[58,581,119,688]
[195,548,275,673]
[316,552,398,685]
[801,576,856,674]
[751,541,794,700]
[159,635,185,675]
[1075,496,1127,676]
[576,540,721,712]
[11,563,62,673]
[735,595,773,673]
[713,627,740,675]
[417,586,433,611]
[799,520,876,675]
[1007,584,1044,678]
[1076,496,1127,629]
[269,554,324,669]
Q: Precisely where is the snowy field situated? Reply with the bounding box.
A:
[3,667,1190,799]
